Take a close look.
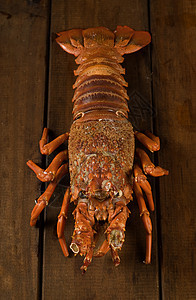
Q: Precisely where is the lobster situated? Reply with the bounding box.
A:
[27,26,169,273]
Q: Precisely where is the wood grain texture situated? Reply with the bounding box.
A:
[2,0,194,298]
[0,1,49,298]
[150,0,196,299]
[42,0,159,299]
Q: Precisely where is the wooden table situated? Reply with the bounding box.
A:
[1,1,195,299]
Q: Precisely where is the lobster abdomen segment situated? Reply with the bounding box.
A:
[72,57,129,120]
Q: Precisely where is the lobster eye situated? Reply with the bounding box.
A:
[78,191,86,198]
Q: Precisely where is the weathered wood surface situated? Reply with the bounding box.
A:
[150,1,196,299]
[0,0,195,299]
[0,0,49,299]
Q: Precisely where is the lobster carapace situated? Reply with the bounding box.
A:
[27,26,168,273]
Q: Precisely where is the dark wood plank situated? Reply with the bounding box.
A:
[150,1,196,299]
[43,0,160,299]
[0,1,49,298]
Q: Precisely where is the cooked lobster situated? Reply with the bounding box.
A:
[27,26,168,273]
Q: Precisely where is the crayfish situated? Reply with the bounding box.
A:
[27,26,168,273]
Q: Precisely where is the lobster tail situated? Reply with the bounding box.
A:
[72,69,130,121]
[56,26,151,122]
[56,26,151,57]
[114,26,151,55]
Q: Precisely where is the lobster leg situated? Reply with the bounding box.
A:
[136,148,169,177]
[134,163,154,211]
[30,164,68,226]
[144,131,161,148]
[70,202,95,272]
[57,187,70,257]
[27,150,68,182]
[134,131,160,152]
[39,128,69,155]
[134,134,168,263]
[133,181,152,264]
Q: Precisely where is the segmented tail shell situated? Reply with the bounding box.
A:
[56,26,151,122]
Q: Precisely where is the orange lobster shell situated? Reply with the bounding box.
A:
[27,26,168,273]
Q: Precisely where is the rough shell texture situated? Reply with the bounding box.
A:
[68,119,134,200]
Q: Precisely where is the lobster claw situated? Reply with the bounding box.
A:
[56,29,83,56]
[114,25,151,55]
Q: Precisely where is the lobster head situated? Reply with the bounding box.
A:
[70,153,133,209]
